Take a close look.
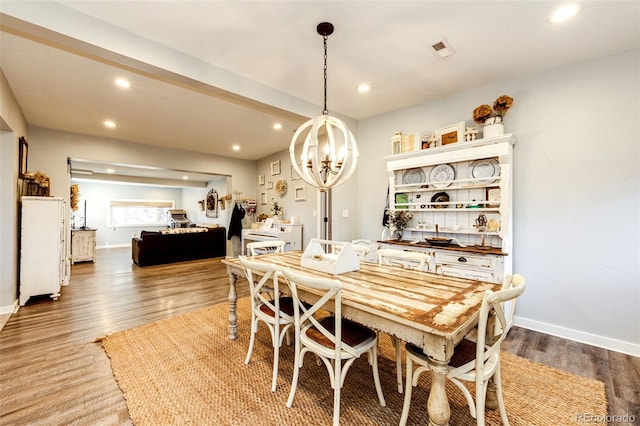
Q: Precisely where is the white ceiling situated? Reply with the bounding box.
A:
[1,1,638,183]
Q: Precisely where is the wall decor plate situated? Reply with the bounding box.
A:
[431,191,450,208]
[402,168,426,185]
[275,179,288,196]
[468,158,500,183]
[429,164,455,188]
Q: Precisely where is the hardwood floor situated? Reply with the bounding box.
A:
[0,247,637,425]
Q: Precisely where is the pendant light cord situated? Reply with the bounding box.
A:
[323,35,329,116]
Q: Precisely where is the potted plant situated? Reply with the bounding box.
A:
[473,95,514,138]
[388,210,414,241]
[270,200,283,219]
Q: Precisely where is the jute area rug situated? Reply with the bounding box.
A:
[100,298,606,425]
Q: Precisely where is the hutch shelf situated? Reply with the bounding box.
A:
[380,133,517,283]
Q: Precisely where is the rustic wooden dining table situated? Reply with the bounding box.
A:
[222,251,500,426]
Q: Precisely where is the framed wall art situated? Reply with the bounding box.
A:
[205,188,219,218]
[291,164,301,181]
[435,121,465,146]
[486,186,501,208]
[267,181,273,190]
[294,186,306,201]
[270,160,281,175]
[258,174,265,185]
[19,137,28,178]
[260,192,267,205]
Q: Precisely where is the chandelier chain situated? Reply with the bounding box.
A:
[323,35,328,115]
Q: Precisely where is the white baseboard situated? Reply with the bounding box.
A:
[96,243,130,249]
[0,299,19,315]
[514,315,640,357]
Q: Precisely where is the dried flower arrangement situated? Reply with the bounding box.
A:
[388,209,414,232]
[473,95,514,124]
[70,184,80,211]
[270,200,283,217]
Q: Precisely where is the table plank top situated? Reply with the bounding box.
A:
[223,251,499,338]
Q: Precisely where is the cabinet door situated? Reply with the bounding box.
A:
[72,230,96,263]
[20,197,64,305]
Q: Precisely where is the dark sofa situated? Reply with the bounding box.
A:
[131,227,226,266]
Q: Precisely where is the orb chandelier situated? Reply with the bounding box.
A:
[289,22,359,191]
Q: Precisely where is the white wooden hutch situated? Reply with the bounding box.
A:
[380,134,516,283]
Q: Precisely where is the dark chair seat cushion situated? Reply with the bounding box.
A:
[306,317,376,349]
[406,337,477,368]
[259,296,296,317]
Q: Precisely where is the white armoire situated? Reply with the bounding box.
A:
[19,196,68,306]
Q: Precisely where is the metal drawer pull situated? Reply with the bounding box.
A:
[457,257,467,263]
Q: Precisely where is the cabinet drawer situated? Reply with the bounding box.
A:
[440,265,495,282]
[435,252,493,269]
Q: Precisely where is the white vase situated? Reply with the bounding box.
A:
[483,116,504,138]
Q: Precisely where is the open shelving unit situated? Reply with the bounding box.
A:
[381,134,517,283]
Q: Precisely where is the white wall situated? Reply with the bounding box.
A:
[71,177,233,248]
[357,48,640,355]
[25,126,258,256]
[0,71,28,314]
[71,182,183,247]
[181,177,228,228]
[255,148,361,248]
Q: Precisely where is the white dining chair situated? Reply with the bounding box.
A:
[377,248,432,393]
[238,255,294,392]
[282,267,386,425]
[377,248,431,271]
[329,240,370,258]
[246,240,286,256]
[399,274,526,426]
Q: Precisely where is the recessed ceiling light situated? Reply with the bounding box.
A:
[182,176,189,180]
[356,83,370,93]
[114,78,130,88]
[232,145,240,151]
[104,120,116,128]
[550,3,583,23]
[273,123,282,130]
[106,168,115,174]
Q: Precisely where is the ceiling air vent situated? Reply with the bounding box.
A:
[431,39,455,59]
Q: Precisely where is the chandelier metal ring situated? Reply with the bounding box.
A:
[289,22,359,190]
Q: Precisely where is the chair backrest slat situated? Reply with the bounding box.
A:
[247,240,286,256]
[476,274,526,366]
[378,248,431,271]
[239,255,281,315]
[324,239,369,258]
[282,268,360,358]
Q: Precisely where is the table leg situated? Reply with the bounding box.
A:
[485,310,498,409]
[486,377,498,409]
[427,360,451,426]
[227,269,238,340]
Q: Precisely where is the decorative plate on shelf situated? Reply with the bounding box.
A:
[468,159,500,184]
[429,164,455,188]
[430,192,450,208]
[402,168,426,185]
